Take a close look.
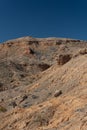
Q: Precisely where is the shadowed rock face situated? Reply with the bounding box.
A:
[57,54,72,65]
[38,63,51,71]
[0,82,4,91]
[0,36,87,130]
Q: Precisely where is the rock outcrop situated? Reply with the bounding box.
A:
[0,37,87,130]
[57,54,72,65]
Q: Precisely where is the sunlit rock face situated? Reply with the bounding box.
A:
[0,36,87,130]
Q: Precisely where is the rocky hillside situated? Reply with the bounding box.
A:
[0,36,87,130]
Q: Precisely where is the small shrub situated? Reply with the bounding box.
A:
[0,106,7,112]
[33,114,49,126]
[6,42,13,47]
[56,40,62,45]
[0,82,4,91]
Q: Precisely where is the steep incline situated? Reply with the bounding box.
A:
[0,37,87,130]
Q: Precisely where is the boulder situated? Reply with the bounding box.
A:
[54,90,62,97]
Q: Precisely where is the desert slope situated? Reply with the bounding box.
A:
[0,37,87,130]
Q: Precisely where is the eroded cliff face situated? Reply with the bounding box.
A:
[0,37,87,130]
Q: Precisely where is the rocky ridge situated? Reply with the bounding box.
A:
[0,37,87,130]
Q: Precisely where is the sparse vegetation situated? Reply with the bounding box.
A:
[0,106,7,112]
[0,37,87,130]
[0,82,4,91]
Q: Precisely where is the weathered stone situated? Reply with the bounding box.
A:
[38,63,50,71]
[79,48,87,55]
[57,54,72,65]
[54,90,62,97]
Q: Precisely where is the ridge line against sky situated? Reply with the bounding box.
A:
[0,0,87,42]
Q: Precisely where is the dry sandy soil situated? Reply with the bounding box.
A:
[0,36,87,130]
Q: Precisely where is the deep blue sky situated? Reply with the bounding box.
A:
[0,0,87,42]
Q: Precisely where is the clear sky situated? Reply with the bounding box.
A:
[0,0,87,42]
